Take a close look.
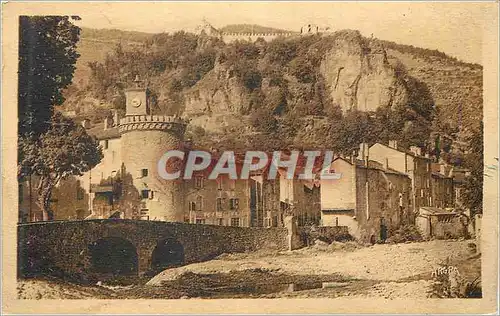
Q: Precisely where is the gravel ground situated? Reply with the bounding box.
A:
[148,240,473,285]
[18,239,477,299]
[17,277,114,300]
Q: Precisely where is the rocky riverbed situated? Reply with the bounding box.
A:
[18,239,480,299]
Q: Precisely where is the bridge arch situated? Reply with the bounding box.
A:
[88,237,138,275]
[150,237,185,272]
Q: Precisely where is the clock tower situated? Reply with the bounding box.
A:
[118,75,187,222]
[125,76,149,116]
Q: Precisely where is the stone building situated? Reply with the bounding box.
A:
[320,151,412,243]
[182,158,252,227]
[51,79,188,222]
[300,24,320,35]
[278,174,321,227]
[430,163,455,209]
[18,176,90,222]
[193,20,332,44]
[449,167,470,210]
[416,207,467,239]
[369,141,432,219]
[195,19,223,38]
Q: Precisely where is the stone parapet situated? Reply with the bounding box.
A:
[118,115,186,135]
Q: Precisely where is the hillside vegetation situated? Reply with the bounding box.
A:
[62,27,482,168]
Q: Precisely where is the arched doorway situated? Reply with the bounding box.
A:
[89,237,138,275]
[151,238,184,271]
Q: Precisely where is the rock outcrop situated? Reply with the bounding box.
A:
[319,30,408,112]
[181,60,250,132]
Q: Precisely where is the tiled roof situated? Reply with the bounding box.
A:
[419,206,458,216]
[90,184,113,193]
[372,143,432,160]
[431,172,452,179]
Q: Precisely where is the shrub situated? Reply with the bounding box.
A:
[386,224,423,243]
[250,107,277,134]
[289,56,315,83]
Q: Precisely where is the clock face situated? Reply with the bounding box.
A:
[132,98,142,107]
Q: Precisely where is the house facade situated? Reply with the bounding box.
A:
[369,141,433,220]
[320,155,412,243]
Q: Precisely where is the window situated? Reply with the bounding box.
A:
[189,201,196,212]
[76,188,84,200]
[142,169,149,177]
[140,209,149,220]
[104,140,109,149]
[218,218,224,226]
[217,179,223,190]
[76,180,84,200]
[149,190,154,200]
[229,198,239,210]
[272,216,278,227]
[216,198,223,211]
[141,189,150,199]
[196,219,206,224]
[231,218,240,227]
[196,196,203,211]
[76,209,85,220]
[195,176,204,189]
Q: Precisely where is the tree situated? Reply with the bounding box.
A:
[18,16,81,137]
[18,113,103,220]
[462,123,484,216]
[328,110,376,155]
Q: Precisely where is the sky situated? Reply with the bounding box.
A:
[70,2,491,65]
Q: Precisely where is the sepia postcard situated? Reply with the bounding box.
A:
[1,1,499,314]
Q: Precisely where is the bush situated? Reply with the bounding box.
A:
[289,56,315,83]
[386,224,423,243]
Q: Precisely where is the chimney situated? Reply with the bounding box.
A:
[113,110,119,127]
[388,140,398,149]
[81,119,90,129]
[104,117,111,130]
[350,151,356,164]
[357,143,369,166]
[409,146,422,156]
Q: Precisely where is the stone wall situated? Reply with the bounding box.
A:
[299,225,351,246]
[184,175,252,227]
[17,219,289,277]
[221,32,295,43]
[429,215,466,239]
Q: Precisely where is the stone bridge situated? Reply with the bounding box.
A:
[17,219,292,277]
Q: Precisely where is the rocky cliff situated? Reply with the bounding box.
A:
[62,27,482,152]
[319,30,408,112]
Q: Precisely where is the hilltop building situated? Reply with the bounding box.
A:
[193,20,331,44]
